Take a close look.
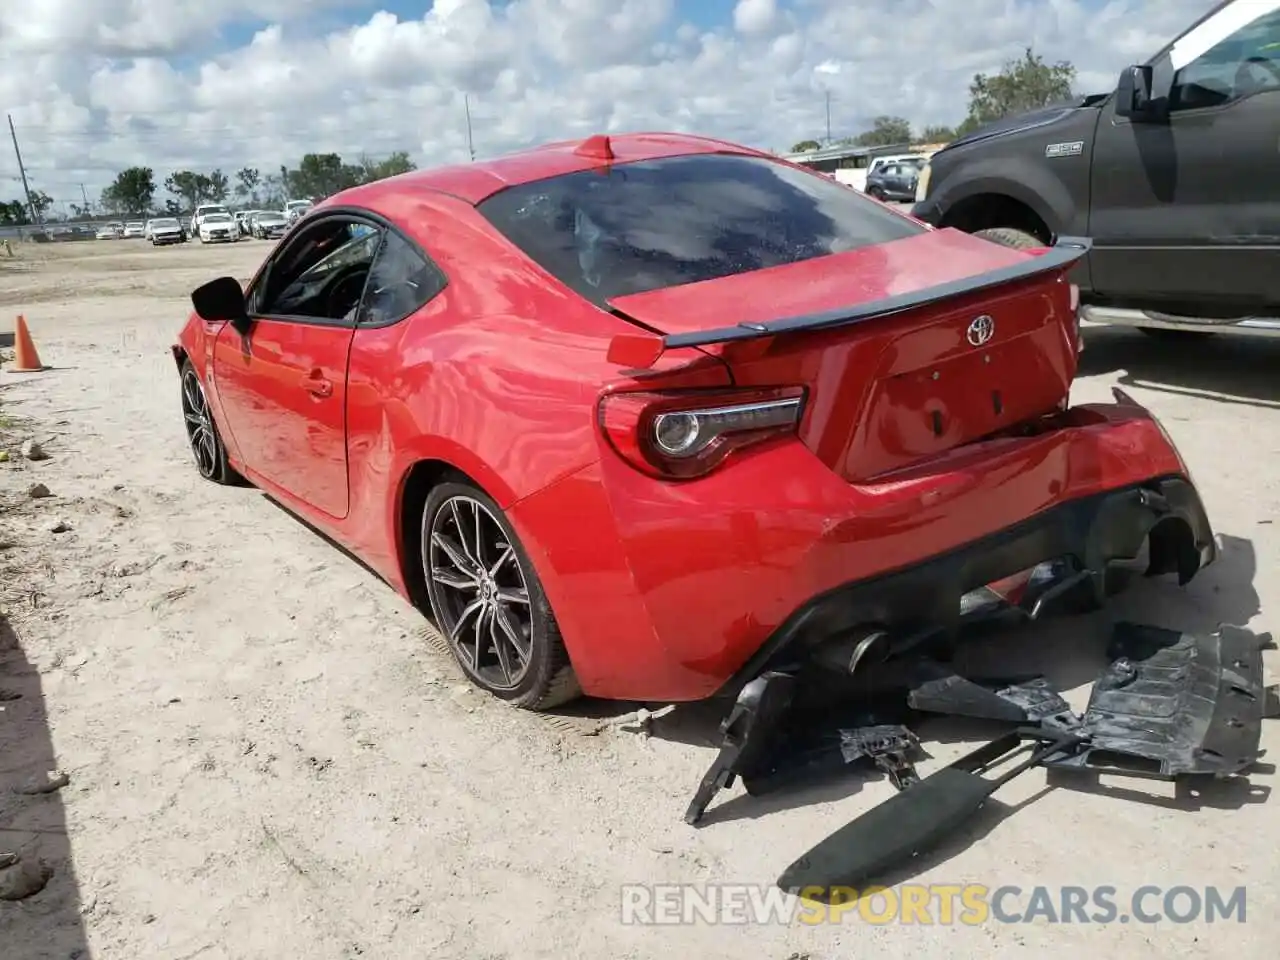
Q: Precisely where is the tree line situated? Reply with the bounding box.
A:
[789,48,1076,153]
[1,150,417,225]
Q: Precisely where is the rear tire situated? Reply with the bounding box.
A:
[974,227,1044,249]
[422,480,580,711]
[867,186,886,201]
[179,360,242,485]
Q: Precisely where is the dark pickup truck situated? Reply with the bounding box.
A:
[912,0,1280,339]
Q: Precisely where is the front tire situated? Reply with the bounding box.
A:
[179,360,241,485]
[422,481,580,710]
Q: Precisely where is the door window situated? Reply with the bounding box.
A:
[253,217,384,322]
[1170,5,1280,111]
[356,231,447,325]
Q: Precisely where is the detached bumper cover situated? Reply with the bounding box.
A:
[721,475,1215,696]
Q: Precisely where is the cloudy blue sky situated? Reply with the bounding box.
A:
[1,0,1215,205]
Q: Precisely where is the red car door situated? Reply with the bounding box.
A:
[211,214,385,519]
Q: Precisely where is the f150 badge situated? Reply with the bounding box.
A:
[1045,141,1084,158]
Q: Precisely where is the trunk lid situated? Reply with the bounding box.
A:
[607,229,1083,482]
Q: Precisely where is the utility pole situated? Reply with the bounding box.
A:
[464,94,476,162]
[824,90,832,145]
[7,113,39,226]
[80,183,90,215]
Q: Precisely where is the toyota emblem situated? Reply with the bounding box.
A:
[966,315,995,347]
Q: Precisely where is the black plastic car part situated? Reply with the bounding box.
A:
[1040,621,1272,779]
[684,656,1079,825]
[683,670,797,825]
[717,476,1216,702]
[777,727,1086,900]
[767,622,1270,900]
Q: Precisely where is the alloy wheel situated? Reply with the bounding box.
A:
[425,495,533,690]
[181,369,218,478]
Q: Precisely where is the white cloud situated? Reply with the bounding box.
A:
[0,0,1218,207]
[734,0,779,36]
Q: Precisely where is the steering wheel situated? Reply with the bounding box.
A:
[323,264,371,319]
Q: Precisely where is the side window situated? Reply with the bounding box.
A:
[356,231,446,326]
[255,218,383,322]
[1170,7,1280,111]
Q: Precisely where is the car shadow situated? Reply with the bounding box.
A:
[624,532,1267,832]
[0,612,89,959]
[1078,325,1280,408]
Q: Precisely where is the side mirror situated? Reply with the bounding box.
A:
[1116,64,1157,121]
[191,276,251,335]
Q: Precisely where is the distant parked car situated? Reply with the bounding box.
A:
[250,210,289,239]
[197,213,238,244]
[864,162,921,203]
[148,217,185,246]
[284,199,313,223]
[190,203,231,237]
[123,221,145,239]
[96,222,122,240]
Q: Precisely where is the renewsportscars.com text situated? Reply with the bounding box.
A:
[619,883,1247,926]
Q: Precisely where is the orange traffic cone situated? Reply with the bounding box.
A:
[8,315,45,372]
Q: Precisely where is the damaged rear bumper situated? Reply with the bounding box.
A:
[721,474,1216,698]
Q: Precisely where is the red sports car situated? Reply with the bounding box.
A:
[173,132,1216,710]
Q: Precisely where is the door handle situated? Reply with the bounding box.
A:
[301,372,333,398]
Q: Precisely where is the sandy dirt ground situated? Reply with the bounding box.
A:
[0,238,1277,960]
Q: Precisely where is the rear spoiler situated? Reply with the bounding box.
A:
[605,235,1092,369]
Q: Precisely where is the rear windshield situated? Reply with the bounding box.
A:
[476,152,926,304]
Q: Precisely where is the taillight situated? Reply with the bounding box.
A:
[598,386,806,479]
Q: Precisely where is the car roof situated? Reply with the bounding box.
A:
[334,132,771,207]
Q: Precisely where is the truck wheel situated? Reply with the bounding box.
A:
[974,227,1044,249]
